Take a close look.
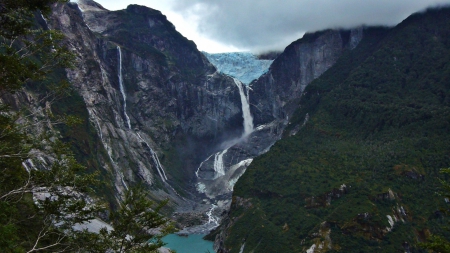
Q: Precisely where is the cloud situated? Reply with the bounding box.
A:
[171,0,450,52]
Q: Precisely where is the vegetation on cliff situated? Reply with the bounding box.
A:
[0,0,173,252]
[222,7,450,253]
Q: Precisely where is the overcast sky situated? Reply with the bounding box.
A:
[89,0,450,53]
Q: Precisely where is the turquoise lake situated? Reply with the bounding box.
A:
[162,234,215,253]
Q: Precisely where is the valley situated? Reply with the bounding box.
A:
[1,0,449,252]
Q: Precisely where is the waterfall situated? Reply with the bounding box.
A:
[119,172,129,191]
[195,154,213,178]
[136,132,168,182]
[89,109,129,193]
[117,46,132,129]
[233,78,254,136]
[213,149,228,179]
[206,204,219,227]
[92,114,115,167]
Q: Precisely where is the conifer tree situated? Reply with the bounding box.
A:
[0,0,174,252]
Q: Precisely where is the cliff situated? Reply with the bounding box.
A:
[35,0,253,226]
[10,0,385,236]
[216,7,450,253]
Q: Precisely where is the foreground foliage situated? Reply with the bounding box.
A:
[0,0,173,252]
[83,186,174,253]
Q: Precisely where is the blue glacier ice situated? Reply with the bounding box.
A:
[203,52,273,85]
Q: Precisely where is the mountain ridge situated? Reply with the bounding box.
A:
[215,6,450,253]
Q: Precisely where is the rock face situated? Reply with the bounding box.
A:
[215,7,450,253]
[46,0,244,205]
[29,0,363,233]
[251,28,363,126]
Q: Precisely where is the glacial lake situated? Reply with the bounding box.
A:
[162,234,215,253]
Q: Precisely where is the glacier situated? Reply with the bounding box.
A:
[203,52,273,85]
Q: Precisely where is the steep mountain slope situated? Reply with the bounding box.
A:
[40,0,253,225]
[192,28,365,223]
[17,0,400,236]
[40,0,364,231]
[250,28,363,126]
[216,7,450,253]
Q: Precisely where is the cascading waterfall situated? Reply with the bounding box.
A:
[117,46,132,130]
[196,78,255,181]
[91,112,129,192]
[195,154,213,178]
[91,113,114,167]
[119,172,129,191]
[233,78,254,136]
[206,204,219,227]
[213,149,228,179]
[136,132,168,182]
[194,79,256,232]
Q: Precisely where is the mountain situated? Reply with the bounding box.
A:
[14,0,366,234]
[32,0,361,233]
[7,1,449,250]
[214,7,450,253]
[193,28,365,230]
[36,0,253,229]
[39,0,347,233]
[203,52,273,85]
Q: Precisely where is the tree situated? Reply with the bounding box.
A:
[0,0,94,250]
[421,168,450,253]
[83,186,175,253]
[0,0,174,252]
[0,0,74,93]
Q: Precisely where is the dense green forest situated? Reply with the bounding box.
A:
[223,7,450,253]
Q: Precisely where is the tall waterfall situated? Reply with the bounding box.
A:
[136,133,168,182]
[117,46,132,129]
[213,149,228,179]
[233,78,254,136]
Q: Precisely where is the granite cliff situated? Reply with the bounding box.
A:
[16,0,364,233]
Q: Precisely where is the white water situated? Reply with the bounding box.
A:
[90,110,129,192]
[136,132,168,182]
[91,114,116,170]
[239,243,246,253]
[213,149,228,179]
[233,78,253,136]
[227,158,253,191]
[195,153,214,178]
[206,204,219,227]
[117,46,132,129]
[119,172,129,191]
